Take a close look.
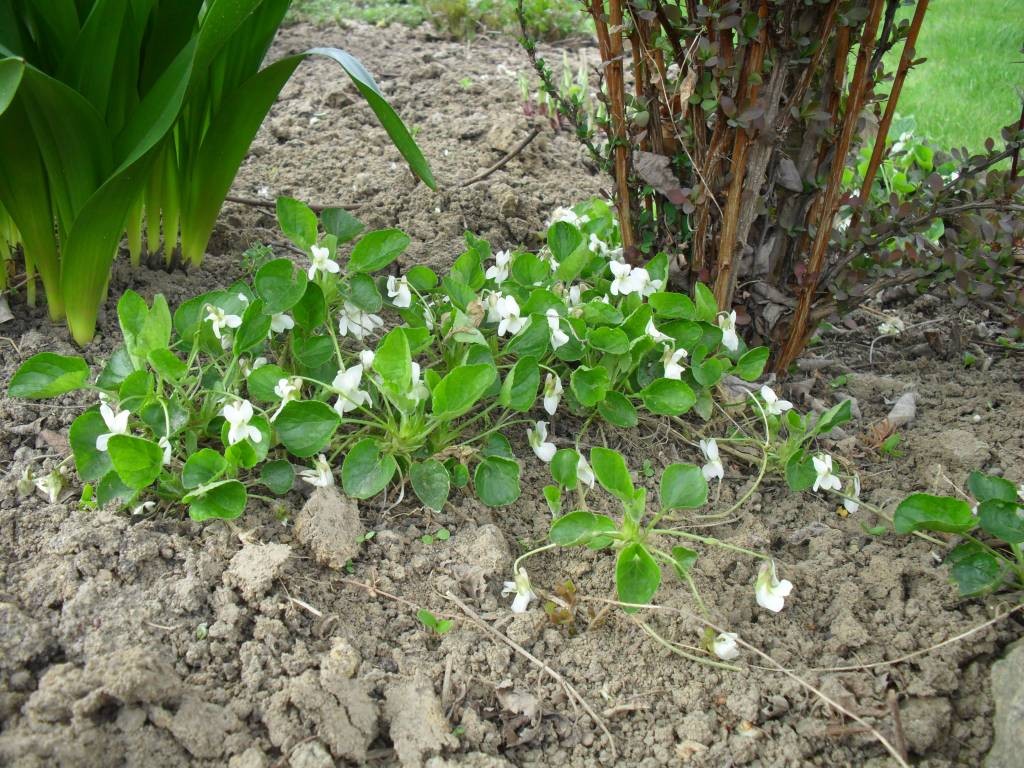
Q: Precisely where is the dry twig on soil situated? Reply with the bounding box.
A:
[443,590,617,758]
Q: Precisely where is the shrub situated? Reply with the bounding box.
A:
[518,0,1024,369]
[0,0,432,345]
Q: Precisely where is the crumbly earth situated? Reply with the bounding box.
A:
[1,19,1022,768]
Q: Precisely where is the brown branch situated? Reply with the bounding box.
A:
[869,0,902,79]
[887,689,910,764]
[591,0,635,252]
[849,0,929,229]
[776,0,841,137]
[455,127,541,187]
[224,195,368,213]
[775,0,886,372]
[651,0,685,66]
[712,0,769,309]
[1008,99,1024,180]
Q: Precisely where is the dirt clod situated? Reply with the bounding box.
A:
[164,695,243,759]
[899,696,952,754]
[986,641,1024,768]
[224,542,291,602]
[294,487,363,570]
[385,675,458,767]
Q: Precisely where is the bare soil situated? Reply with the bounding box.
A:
[1,20,1022,768]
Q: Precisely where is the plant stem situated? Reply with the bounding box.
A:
[513,542,559,575]
[651,528,768,561]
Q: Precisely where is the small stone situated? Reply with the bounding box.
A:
[168,696,242,759]
[294,487,364,570]
[426,754,514,768]
[986,641,1024,768]
[447,524,512,598]
[385,674,458,767]
[229,746,269,768]
[935,429,990,470]
[899,696,951,754]
[8,671,32,691]
[224,543,291,602]
[289,740,334,768]
[115,705,147,733]
[320,637,360,688]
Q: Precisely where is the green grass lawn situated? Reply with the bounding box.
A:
[886,0,1022,152]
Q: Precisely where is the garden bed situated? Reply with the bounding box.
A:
[1,20,1021,768]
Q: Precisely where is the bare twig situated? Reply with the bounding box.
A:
[224,194,369,213]
[443,590,617,758]
[579,595,910,768]
[849,0,930,231]
[887,688,909,763]
[807,604,1022,672]
[455,127,541,187]
[340,577,458,620]
[776,0,886,373]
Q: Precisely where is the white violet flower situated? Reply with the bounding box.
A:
[755,560,793,613]
[502,567,537,614]
[843,475,861,514]
[495,295,527,337]
[812,453,842,493]
[387,275,412,308]
[96,403,130,451]
[577,454,596,488]
[237,292,250,305]
[240,356,268,378]
[159,436,172,466]
[308,244,340,280]
[408,362,430,403]
[546,309,569,350]
[646,318,671,343]
[332,365,371,415]
[132,500,156,516]
[338,301,384,340]
[609,260,636,296]
[359,349,376,369]
[713,632,741,661]
[548,206,587,228]
[718,310,739,352]
[628,267,661,297]
[484,291,504,323]
[223,400,262,445]
[878,316,905,336]
[543,373,563,416]
[528,421,557,463]
[205,305,242,340]
[661,344,688,380]
[759,385,793,416]
[485,249,512,284]
[566,284,582,307]
[270,313,294,334]
[700,438,724,483]
[271,376,303,420]
[34,470,63,504]
[299,454,335,487]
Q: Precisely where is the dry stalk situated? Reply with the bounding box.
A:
[592,0,635,253]
[776,0,886,372]
[579,595,911,768]
[443,590,618,758]
[850,0,930,229]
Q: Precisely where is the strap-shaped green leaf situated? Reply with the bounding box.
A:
[309,47,435,190]
[0,57,23,115]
